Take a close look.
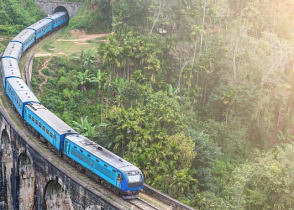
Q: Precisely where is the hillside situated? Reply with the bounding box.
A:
[3,0,294,209]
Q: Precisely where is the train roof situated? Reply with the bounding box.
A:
[27,18,52,31]
[1,58,21,79]
[66,134,139,171]
[7,78,39,103]
[11,29,35,43]
[27,103,76,135]
[47,11,67,20]
[2,42,22,60]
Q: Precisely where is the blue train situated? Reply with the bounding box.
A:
[1,11,144,198]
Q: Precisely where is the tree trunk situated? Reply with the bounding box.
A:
[199,0,207,56]
[150,0,162,34]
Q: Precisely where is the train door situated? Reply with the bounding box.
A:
[52,133,56,147]
[64,141,70,154]
[116,173,122,188]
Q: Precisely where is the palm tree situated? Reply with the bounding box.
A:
[113,78,126,105]
[75,69,91,91]
[72,116,96,138]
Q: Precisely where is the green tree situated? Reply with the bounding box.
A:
[228,143,294,210]
[73,116,97,138]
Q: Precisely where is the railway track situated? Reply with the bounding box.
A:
[129,197,161,210]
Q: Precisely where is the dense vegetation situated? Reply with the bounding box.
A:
[68,0,112,33]
[8,0,294,208]
[0,0,44,35]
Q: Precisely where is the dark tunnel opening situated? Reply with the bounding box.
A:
[53,6,69,19]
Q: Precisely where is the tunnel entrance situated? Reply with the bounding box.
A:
[53,6,70,20]
[17,152,35,210]
[44,180,73,210]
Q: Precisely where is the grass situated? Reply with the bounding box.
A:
[30,28,103,57]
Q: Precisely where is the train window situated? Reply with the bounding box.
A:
[39,122,41,128]
[54,134,56,139]
[35,119,38,124]
[104,164,107,168]
[50,132,53,137]
[32,116,34,121]
[96,159,99,162]
[46,129,49,134]
[42,126,45,131]
[74,146,77,149]
[118,173,123,181]
[112,169,116,173]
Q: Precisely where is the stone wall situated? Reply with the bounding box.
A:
[34,0,83,18]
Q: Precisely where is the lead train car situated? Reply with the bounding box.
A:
[64,134,144,197]
[24,103,77,151]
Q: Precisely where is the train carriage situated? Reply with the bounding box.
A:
[2,42,22,61]
[1,10,145,199]
[11,29,35,53]
[6,78,39,116]
[24,103,76,151]
[64,134,144,196]
[46,11,69,29]
[27,18,53,40]
[1,58,21,89]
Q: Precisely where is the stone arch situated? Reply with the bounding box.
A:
[43,179,73,210]
[17,151,35,210]
[0,129,10,150]
[0,128,12,160]
[53,6,70,20]
[0,128,12,209]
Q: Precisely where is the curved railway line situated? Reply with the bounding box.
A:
[0,8,195,210]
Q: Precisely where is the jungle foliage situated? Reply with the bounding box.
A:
[28,0,294,209]
[68,0,112,33]
[0,0,45,35]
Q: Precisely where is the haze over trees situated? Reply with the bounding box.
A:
[2,0,294,209]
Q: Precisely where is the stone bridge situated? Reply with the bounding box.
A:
[0,104,128,209]
[34,0,83,18]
